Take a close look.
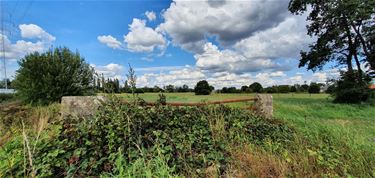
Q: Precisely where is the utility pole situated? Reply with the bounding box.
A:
[1,0,7,89]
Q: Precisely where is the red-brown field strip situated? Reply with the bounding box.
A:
[145,98,257,106]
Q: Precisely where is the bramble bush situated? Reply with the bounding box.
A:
[25,96,293,177]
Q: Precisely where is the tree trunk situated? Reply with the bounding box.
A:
[354,37,363,81]
[344,19,356,79]
[351,22,370,59]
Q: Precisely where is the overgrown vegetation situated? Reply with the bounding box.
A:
[13,47,95,105]
[0,93,15,103]
[0,96,294,177]
[1,94,374,177]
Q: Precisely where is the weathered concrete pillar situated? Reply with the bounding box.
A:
[253,94,273,119]
[60,96,106,118]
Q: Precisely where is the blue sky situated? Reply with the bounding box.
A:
[1,0,342,88]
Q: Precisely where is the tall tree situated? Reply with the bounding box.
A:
[13,47,94,104]
[288,0,375,79]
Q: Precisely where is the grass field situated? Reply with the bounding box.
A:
[118,92,375,149]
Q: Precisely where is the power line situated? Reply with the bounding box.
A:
[18,0,33,23]
[1,0,7,89]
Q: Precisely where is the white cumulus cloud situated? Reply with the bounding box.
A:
[91,63,125,80]
[124,18,167,53]
[97,35,122,49]
[19,24,56,42]
[145,11,156,21]
[158,0,289,52]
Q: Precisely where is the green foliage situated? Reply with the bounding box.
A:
[194,80,213,95]
[290,86,297,92]
[100,147,180,178]
[249,82,263,93]
[308,82,321,94]
[288,0,374,75]
[220,87,241,93]
[0,79,12,89]
[0,136,24,178]
[13,47,95,105]
[0,93,15,103]
[103,78,121,93]
[332,71,373,103]
[27,96,292,177]
[156,93,167,105]
[278,85,290,93]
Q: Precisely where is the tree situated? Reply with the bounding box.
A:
[278,85,290,93]
[332,70,373,103]
[290,85,297,92]
[308,83,321,94]
[288,0,375,80]
[0,79,12,89]
[241,85,249,92]
[165,85,175,92]
[300,83,309,92]
[126,64,137,97]
[13,47,94,104]
[194,80,213,95]
[153,85,163,92]
[249,82,263,93]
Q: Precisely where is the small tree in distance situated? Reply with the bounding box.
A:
[126,63,137,98]
[308,83,321,94]
[194,80,213,95]
[249,82,263,93]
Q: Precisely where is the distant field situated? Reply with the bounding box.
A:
[117,92,375,149]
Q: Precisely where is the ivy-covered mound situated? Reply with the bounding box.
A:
[32,97,293,177]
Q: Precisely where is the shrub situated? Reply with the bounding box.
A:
[13,47,95,105]
[332,71,373,103]
[194,80,213,95]
[30,97,293,177]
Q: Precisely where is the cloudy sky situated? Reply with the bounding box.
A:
[1,0,340,88]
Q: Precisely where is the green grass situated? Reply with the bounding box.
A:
[117,92,375,149]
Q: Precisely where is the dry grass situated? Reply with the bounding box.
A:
[227,145,287,178]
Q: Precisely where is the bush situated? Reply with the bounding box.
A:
[29,97,293,177]
[0,93,15,103]
[13,47,95,105]
[332,71,373,103]
[194,80,213,95]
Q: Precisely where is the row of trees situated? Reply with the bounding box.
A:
[94,77,325,95]
[12,47,373,104]
[219,82,322,94]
